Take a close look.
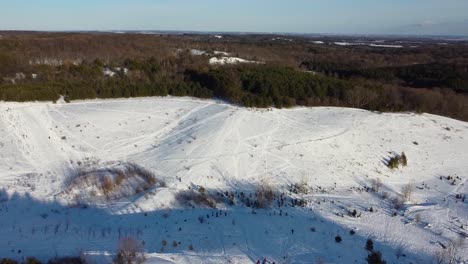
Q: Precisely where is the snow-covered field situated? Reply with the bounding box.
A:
[0,97,467,263]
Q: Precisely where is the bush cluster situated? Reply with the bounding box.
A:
[387,152,407,169]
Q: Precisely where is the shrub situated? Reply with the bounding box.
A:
[391,196,404,210]
[102,175,115,194]
[63,162,162,203]
[387,152,408,169]
[365,239,374,252]
[254,184,274,208]
[290,181,309,194]
[387,156,399,169]
[126,163,157,187]
[198,215,205,223]
[366,251,387,264]
[115,170,126,185]
[401,152,407,166]
[114,237,145,264]
[335,235,342,243]
[198,186,205,194]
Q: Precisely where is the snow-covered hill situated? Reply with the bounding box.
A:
[0,97,467,263]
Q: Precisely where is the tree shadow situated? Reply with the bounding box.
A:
[0,187,433,264]
[380,150,399,167]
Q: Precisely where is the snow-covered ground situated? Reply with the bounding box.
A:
[333,42,404,48]
[209,57,260,65]
[0,97,467,263]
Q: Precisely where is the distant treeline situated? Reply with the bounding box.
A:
[301,61,468,93]
[0,32,468,121]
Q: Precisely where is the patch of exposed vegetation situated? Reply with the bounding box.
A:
[61,162,164,204]
[387,152,407,169]
[175,188,217,208]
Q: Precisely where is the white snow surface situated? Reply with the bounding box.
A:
[368,44,403,48]
[213,51,231,56]
[190,49,207,56]
[209,57,260,65]
[0,97,467,263]
[334,42,405,48]
[103,68,116,77]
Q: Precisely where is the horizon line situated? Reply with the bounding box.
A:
[1,29,468,39]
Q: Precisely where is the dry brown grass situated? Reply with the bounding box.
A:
[63,161,164,203]
[175,190,217,208]
[255,184,274,208]
[102,175,115,194]
[114,236,145,264]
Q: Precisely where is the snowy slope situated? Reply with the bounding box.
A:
[0,97,467,263]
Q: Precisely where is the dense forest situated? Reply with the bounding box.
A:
[0,32,467,120]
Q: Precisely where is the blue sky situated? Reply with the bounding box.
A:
[1,0,468,35]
